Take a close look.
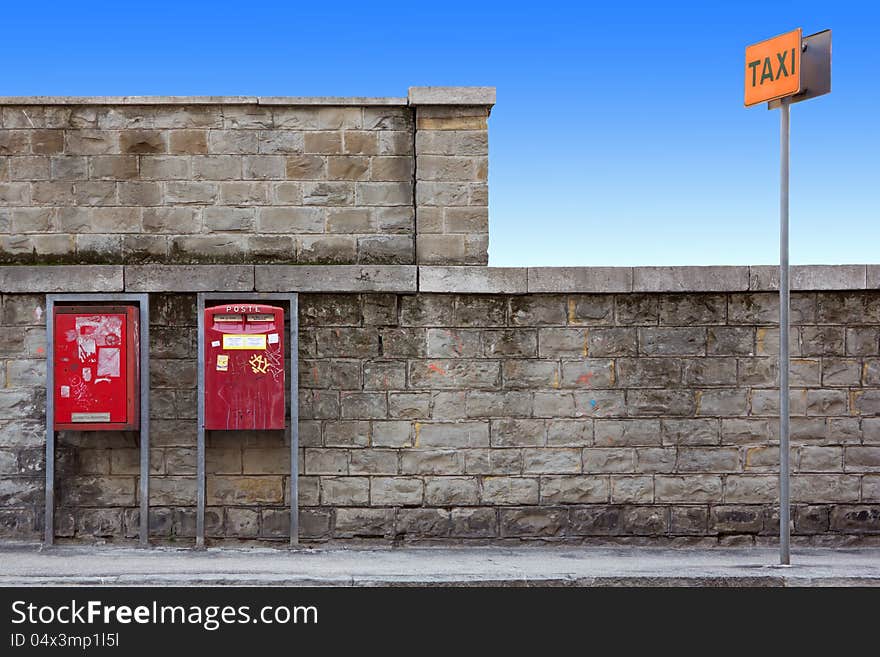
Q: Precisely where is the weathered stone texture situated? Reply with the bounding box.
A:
[2,289,878,545]
[1,103,423,266]
[2,130,880,550]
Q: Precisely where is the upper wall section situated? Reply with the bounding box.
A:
[0,87,495,267]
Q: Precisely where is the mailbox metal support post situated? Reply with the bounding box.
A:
[196,293,299,549]
[44,294,150,547]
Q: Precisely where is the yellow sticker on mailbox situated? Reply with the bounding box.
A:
[216,354,229,372]
[222,334,267,350]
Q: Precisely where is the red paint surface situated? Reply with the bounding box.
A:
[53,305,139,430]
[204,304,285,430]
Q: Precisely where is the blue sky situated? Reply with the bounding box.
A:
[2,1,877,266]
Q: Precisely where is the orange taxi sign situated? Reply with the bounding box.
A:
[745,29,802,106]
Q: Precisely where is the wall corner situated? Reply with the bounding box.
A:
[409,87,494,265]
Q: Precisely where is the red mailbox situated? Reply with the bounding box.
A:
[204,303,285,430]
[53,305,140,430]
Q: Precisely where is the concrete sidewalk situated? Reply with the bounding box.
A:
[2,542,879,586]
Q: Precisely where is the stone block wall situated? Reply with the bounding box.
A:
[2,280,879,545]
[0,89,877,548]
[0,89,495,268]
[413,105,489,265]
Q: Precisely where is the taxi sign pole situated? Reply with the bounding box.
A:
[746,27,830,566]
[779,97,791,566]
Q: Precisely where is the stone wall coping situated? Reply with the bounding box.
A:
[125,265,255,292]
[255,265,417,293]
[0,96,409,106]
[419,266,526,293]
[0,265,124,293]
[408,86,497,106]
[0,89,497,107]
[0,264,876,295]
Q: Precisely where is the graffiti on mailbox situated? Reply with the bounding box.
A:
[204,304,286,430]
[53,306,139,430]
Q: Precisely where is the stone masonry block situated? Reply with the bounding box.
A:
[522,448,582,474]
[255,265,416,292]
[611,476,653,503]
[615,358,681,388]
[638,328,706,356]
[416,421,489,448]
[490,419,545,447]
[502,360,558,389]
[634,447,676,473]
[566,296,614,325]
[299,236,358,264]
[357,235,413,265]
[419,267,526,294]
[659,294,727,325]
[400,450,464,475]
[541,476,609,504]
[481,329,537,358]
[670,506,709,535]
[0,265,123,292]
[466,391,533,418]
[583,447,635,473]
[125,265,254,291]
[427,328,481,358]
[415,131,488,157]
[334,508,394,538]
[567,506,622,536]
[791,475,860,503]
[626,390,695,417]
[424,477,480,505]
[481,477,539,505]
[454,296,506,326]
[408,87,496,105]
[320,476,369,505]
[448,507,497,538]
[370,477,423,505]
[750,265,867,291]
[730,294,815,325]
[632,266,749,292]
[829,506,880,533]
[723,475,777,503]
[654,475,722,503]
[537,329,589,358]
[527,267,632,293]
[661,419,720,446]
[677,447,741,472]
[349,450,398,475]
[409,360,500,389]
[415,234,466,265]
[395,508,452,537]
[709,506,763,534]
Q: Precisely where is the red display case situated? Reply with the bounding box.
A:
[204,303,286,430]
[53,305,140,431]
